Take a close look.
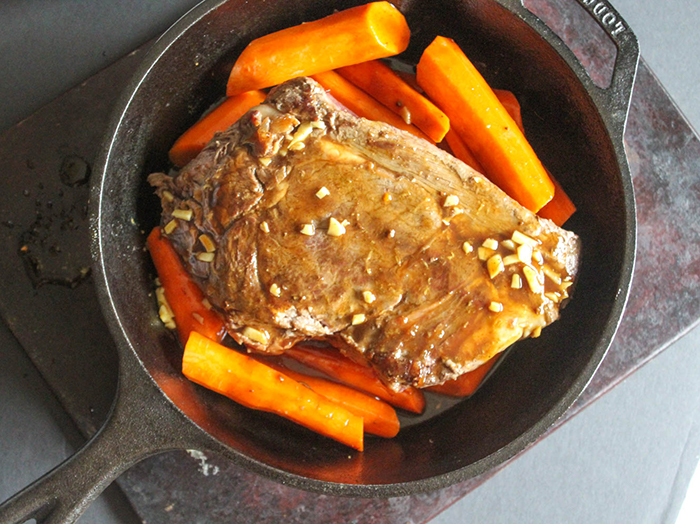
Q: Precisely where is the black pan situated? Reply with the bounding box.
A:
[0,0,638,522]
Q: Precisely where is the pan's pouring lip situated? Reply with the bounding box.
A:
[88,0,638,498]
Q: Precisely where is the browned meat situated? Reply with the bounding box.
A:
[149,77,580,389]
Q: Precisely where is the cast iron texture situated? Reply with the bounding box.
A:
[0,0,639,522]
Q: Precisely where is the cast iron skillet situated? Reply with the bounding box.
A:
[0,0,638,522]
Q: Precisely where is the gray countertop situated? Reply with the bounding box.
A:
[1,1,699,522]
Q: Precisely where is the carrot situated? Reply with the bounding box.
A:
[267,362,399,438]
[337,60,450,142]
[169,90,266,167]
[312,70,430,141]
[226,2,410,96]
[444,129,484,173]
[493,89,524,132]
[427,356,499,397]
[147,228,226,345]
[538,171,577,226]
[183,332,364,451]
[490,90,576,225]
[285,344,425,414]
[417,36,554,212]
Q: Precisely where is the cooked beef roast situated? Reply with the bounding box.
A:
[149,77,580,389]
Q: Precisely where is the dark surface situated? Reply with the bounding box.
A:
[0,0,692,511]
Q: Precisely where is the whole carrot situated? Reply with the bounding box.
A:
[183,332,364,451]
[227,2,410,96]
[147,228,226,344]
[169,90,266,167]
[312,70,430,141]
[285,344,425,414]
[417,36,554,212]
[337,60,450,142]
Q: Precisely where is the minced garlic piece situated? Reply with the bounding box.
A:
[462,241,473,254]
[477,247,492,261]
[352,313,366,325]
[503,254,520,266]
[443,194,459,207]
[512,230,538,247]
[543,266,562,285]
[511,273,523,289]
[196,252,215,262]
[172,208,193,221]
[482,238,499,250]
[288,141,306,151]
[162,190,175,202]
[199,234,216,253]
[300,223,315,236]
[561,280,574,290]
[270,283,281,297]
[532,249,544,265]
[260,221,270,233]
[192,312,204,325]
[316,186,330,199]
[522,265,544,294]
[399,106,411,125]
[362,291,376,304]
[545,292,561,303]
[488,301,504,313]
[517,243,533,265]
[289,121,315,147]
[532,326,542,338]
[156,287,176,329]
[242,326,270,345]
[201,298,213,310]
[487,254,504,279]
[327,217,346,237]
[259,157,272,166]
[163,219,178,235]
[502,239,516,251]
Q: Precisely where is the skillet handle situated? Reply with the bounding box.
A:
[0,357,197,524]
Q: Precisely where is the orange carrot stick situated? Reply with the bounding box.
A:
[444,128,484,173]
[417,36,554,212]
[490,90,576,225]
[427,356,499,397]
[337,60,450,142]
[183,332,363,450]
[285,345,425,414]
[537,171,577,226]
[493,89,524,132]
[267,362,399,438]
[312,70,430,141]
[227,2,410,96]
[147,228,226,344]
[169,90,266,167]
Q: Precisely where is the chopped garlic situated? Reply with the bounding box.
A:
[511,273,523,289]
[196,252,215,262]
[517,243,533,265]
[172,208,193,221]
[522,265,544,294]
[316,186,330,199]
[300,223,315,236]
[288,141,306,151]
[202,298,213,310]
[482,238,499,250]
[545,292,561,303]
[270,283,281,297]
[289,121,314,148]
[242,326,270,345]
[532,326,542,338]
[362,291,376,304]
[310,120,326,130]
[477,247,492,261]
[488,301,504,313]
[199,234,216,253]
[532,249,544,265]
[260,221,270,233]
[512,230,538,247]
[163,219,178,235]
[162,190,174,202]
[443,194,459,207]
[503,254,520,266]
[502,239,516,251]
[259,157,272,166]
[327,217,346,237]
[462,241,474,254]
[487,254,504,279]
[561,280,574,290]
[192,312,204,325]
[399,105,411,125]
[352,313,366,325]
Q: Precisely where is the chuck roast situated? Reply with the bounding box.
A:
[149,77,580,389]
